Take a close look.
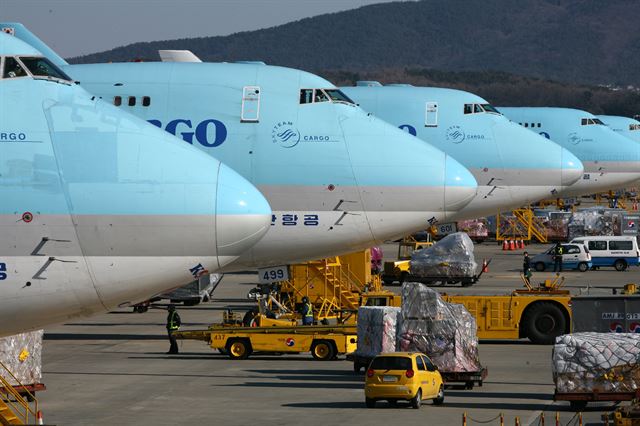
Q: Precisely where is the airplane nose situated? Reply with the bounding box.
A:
[560,147,584,187]
[216,164,272,258]
[444,155,478,213]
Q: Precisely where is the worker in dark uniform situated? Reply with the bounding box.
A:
[553,243,564,273]
[166,304,181,354]
[300,296,314,326]
[522,251,532,285]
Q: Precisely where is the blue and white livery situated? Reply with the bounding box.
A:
[342,83,584,218]
[1,24,479,269]
[0,32,271,336]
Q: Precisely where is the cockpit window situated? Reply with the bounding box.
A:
[581,118,604,126]
[2,57,28,79]
[300,89,314,104]
[300,88,355,105]
[630,124,640,131]
[18,56,72,82]
[481,104,500,114]
[314,89,330,103]
[324,89,355,104]
[464,103,501,115]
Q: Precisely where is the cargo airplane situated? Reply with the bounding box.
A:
[2,24,480,270]
[0,32,271,336]
[499,108,640,197]
[341,83,584,219]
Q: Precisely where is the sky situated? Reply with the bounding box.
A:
[1,0,415,58]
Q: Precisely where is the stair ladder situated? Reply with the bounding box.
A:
[497,208,548,243]
[0,360,39,425]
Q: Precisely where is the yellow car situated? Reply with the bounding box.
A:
[364,352,444,409]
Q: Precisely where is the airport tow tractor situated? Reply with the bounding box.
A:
[174,305,357,361]
[443,274,572,345]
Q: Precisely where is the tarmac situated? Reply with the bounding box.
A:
[38,242,638,425]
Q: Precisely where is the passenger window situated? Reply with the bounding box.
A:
[113,96,122,106]
[464,104,473,114]
[610,241,633,250]
[530,123,535,128]
[524,123,529,128]
[423,356,436,371]
[416,356,427,371]
[538,123,541,128]
[300,89,313,104]
[588,241,607,251]
[565,245,580,254]
[128,96,136,107]
[2,57,27,79]
[314,89,329,103]
[142,96,151,107]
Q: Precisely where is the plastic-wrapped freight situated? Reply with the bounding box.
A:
[567,209,613,240]
[355,306,400,358]
[0,330,43,386]
[410,232,477,278]
[553,332,640,393]
[397,282,480,372]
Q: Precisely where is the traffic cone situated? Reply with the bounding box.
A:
[37,410,43,425]
[509,240,516,251]
[502,240,508,251]
[519,240,525,249]
[482,259,489,273]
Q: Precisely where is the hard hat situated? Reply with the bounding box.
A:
[168,304,176,310]
[302,296,309,303]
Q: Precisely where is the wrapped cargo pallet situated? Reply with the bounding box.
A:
[0,330,43,386]
[355,306,400,358]
[397,282,480,372]
[410,232,477,278]
[553,333,640,393]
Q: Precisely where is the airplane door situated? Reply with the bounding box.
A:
[425,102,438,127]
[241,86,260,122]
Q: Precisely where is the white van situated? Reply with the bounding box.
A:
[569,236,640,271]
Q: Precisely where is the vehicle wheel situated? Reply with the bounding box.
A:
[614,259,627,271]
[577,262,589,272]
[522,302,567,345]
[410,389,421,409]
[242,308,258,327]
[365,398,376,408]
[535,262,546,272]
[387,399,399,407]
[461,280,473,287]
[311,340,336,361]
[226,338,252,360]
[465,381,474,390]
[183,299,198,306]
[433,386,444,405]
[569,400,588,411]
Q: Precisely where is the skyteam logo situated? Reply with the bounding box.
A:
[630,322,640,333]
[568,132,581,145]
[272,121,301,148]
[285,337,295,347]
[446,126,465,144]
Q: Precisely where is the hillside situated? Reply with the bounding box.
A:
[70,0,640,88]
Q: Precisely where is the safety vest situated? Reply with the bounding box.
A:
[304,303,313,318]
[556,246,564,256]
[168,311,180,331]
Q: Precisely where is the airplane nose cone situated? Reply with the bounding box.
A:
[216,164,272,258]
[560,147,584,187]
[444,155,478,213]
